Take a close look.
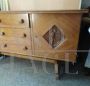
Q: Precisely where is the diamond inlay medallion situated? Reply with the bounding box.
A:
[43,25,65,48]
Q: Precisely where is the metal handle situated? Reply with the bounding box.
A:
[24,46,28,50]
[20,19,25,24]
[2,32,5,36]
[4,44,7,48]
[0,19,2,23]
[23,33,27,38]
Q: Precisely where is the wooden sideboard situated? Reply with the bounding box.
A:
[0,10,88,78]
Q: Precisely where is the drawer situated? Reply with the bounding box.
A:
[0,39,32,55]
[0,14,29,28]
[0,28,31,40]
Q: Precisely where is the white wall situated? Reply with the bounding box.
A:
[9,0,82,11]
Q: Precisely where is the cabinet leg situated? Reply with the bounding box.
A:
[0,54,5,60]
[58,61,65,79]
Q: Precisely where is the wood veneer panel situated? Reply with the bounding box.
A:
[31,13,82,62]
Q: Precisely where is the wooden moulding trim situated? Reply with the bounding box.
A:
[0,52,75,63]
[0,9,88,14]
[0,52,56,64]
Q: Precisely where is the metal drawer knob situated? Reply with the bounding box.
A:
[24,46,28,50]
[4,44,7,48]
[23,33,27,38]
[0,19,2,23]
[2,32,5,36]
[20,19,25,24]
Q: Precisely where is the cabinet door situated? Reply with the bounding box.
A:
[31,13,81,62]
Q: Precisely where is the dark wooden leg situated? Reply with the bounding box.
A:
[0,54,4,60]
[54,61,65,80]
[0,54,9,60]
[58,61,65,79]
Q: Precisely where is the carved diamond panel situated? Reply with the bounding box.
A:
[43,25,65,48]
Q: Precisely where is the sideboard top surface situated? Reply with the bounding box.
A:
[0,9,88,14]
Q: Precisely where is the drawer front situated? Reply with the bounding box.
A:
[0,14,29,28]
[0,39,32,55]
[0,28,31,40]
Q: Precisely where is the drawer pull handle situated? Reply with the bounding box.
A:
[23,33,27,38]
[2,32,5,36]
[24,46,28,50]
[21,19,25,24]
[4,44,7,48]
[0,19,2,23]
